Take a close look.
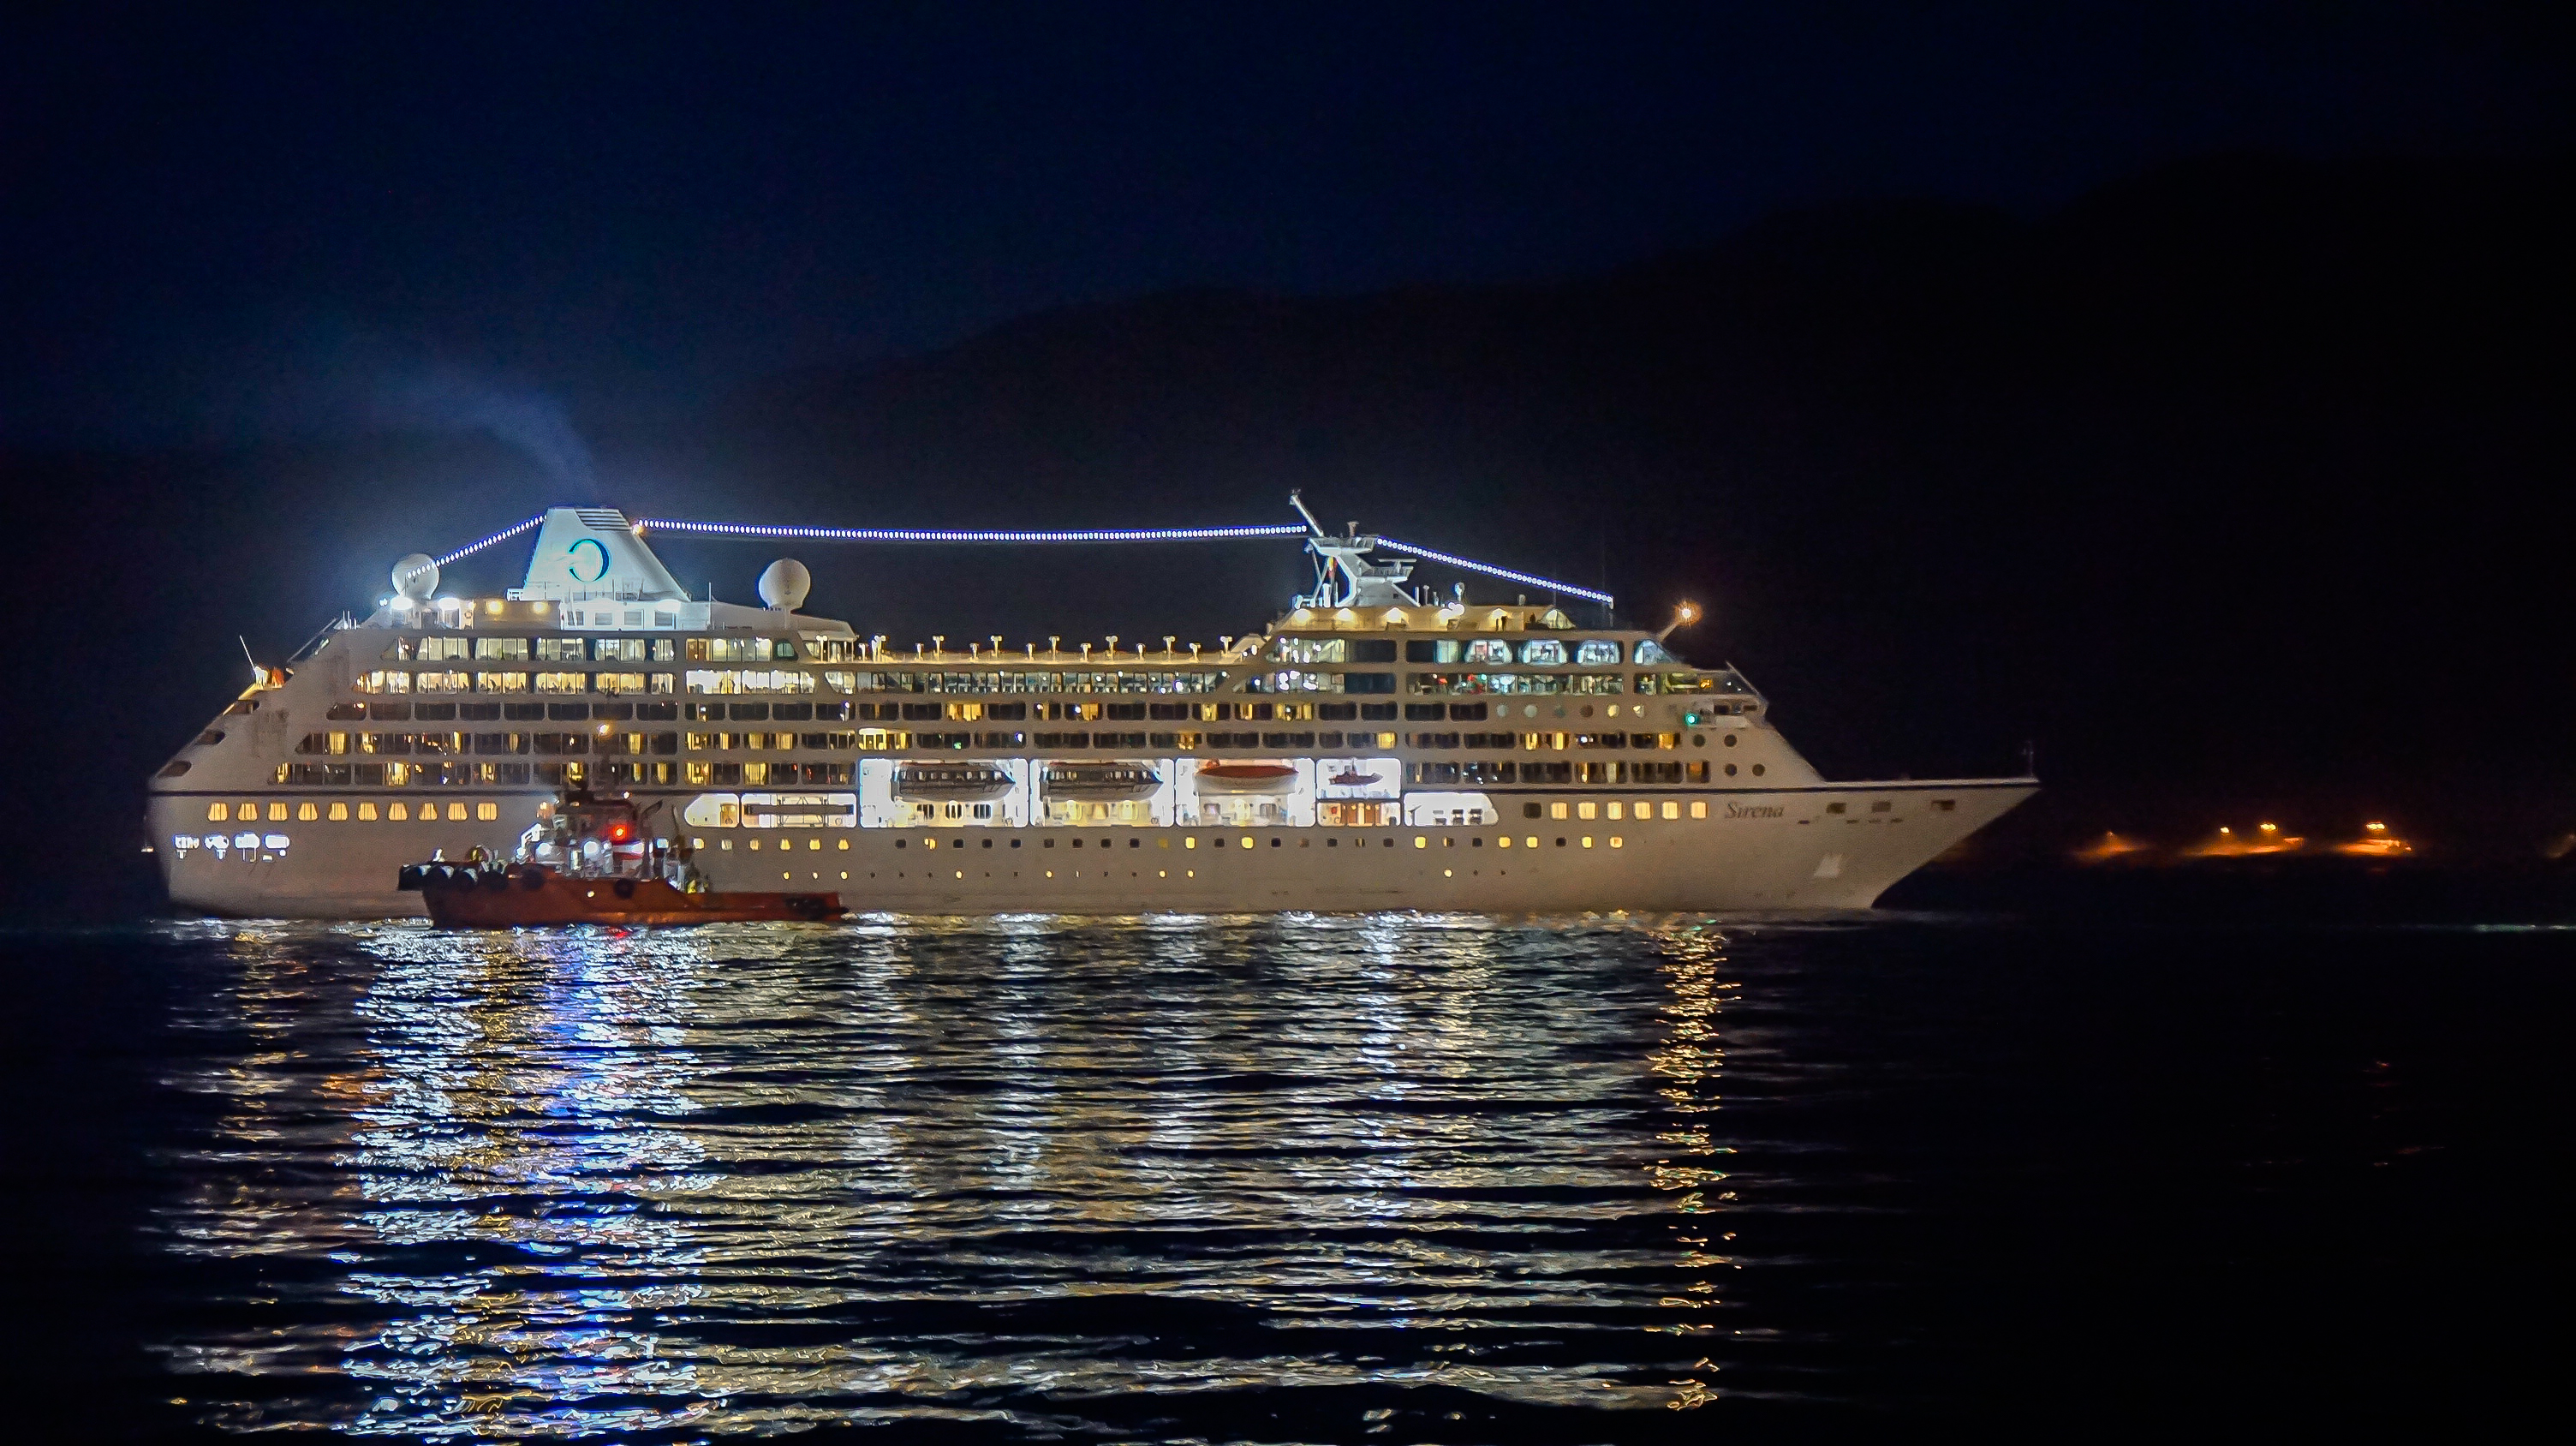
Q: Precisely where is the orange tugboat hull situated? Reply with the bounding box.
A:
[413,868,844,927]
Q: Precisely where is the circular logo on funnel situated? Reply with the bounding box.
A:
[567,536,611,583]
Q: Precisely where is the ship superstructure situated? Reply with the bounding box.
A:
[148,505,2034,917]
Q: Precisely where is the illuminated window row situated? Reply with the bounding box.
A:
[1523,799,1708,821]
[709,831,1636,851]
[1273,636,1681,667]
[1406,731,1692,751]
[355,670,677,695]
[325,700,691,722]
[298,731,680,756]
[1413,760,1703,785]
[205,800,499,822]
[391,636,744,663]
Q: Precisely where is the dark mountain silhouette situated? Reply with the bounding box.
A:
[708,152,2575,852]
[5,152,2570,918]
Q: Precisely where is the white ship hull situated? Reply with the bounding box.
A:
[151,780,2031,919]
[148,505,2037,921]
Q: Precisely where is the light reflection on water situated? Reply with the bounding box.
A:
[150,913,1750,1437]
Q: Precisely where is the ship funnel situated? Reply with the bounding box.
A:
[518,508,688,601]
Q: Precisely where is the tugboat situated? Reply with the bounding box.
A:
[399,790,844,927]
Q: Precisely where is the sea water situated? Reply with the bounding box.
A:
[2,913,2565,1439]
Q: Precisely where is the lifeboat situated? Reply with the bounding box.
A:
[398,789,844,927]
[1041,761,1163,801]
[1193,761,1299,796]
[891,762,1015,802]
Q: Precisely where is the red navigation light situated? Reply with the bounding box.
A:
[605,822,633,843]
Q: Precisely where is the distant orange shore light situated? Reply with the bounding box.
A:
[2188,823,2305,857]
[2072,830,2150,863]
[2338,821,2413,857]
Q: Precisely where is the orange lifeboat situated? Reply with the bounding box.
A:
[1193,762,1298,795]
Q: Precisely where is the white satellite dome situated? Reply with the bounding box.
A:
[392,553,439,600]
[758,558,811,611]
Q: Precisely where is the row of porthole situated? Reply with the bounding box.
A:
[1527,799,1710,820]
[204,799,497,822]
[191,799,1755,830]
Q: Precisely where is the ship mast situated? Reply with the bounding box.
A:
[1291,489,1420,609]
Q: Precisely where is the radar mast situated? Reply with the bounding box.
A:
[1291,490,1420,608]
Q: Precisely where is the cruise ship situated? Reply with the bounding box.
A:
[147,505,2034,917]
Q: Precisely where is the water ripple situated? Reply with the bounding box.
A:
[146,914,1755,1438]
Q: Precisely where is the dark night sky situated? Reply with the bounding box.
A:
[6,3,2564,443]
[4,4,2572,917]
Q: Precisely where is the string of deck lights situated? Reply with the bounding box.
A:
[430,511,1611,609]
[434,514,546,566]
[1371,537,1613,608]
[635,518,1311,544]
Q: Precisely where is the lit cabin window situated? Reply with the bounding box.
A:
[535,672,588,693]
[416,636,469,661]
[685,637,778,663]
[445,803,468,821]
[474,637,530,660]
[206,803,229,822]
[594,637,647,661]
[1575,640,1621,666]
[535,637,586,661]
[1272,637,1347,664]
[1633,638,1676,665]
[1690,801,1708,818]
[266,803,289,822]
[1464,638,1512,664]
[1518,640,1567,666]
[326,802,349,821]
[388,802,408,821]
[356,802,378,821]
[476,672,529,693]
[297,802,319,822]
